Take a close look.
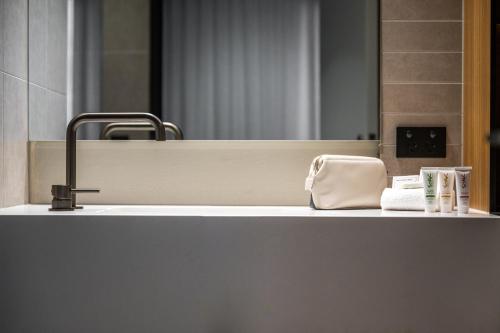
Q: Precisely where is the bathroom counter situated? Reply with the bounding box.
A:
[1,205,500,333]
[0,204,497,220]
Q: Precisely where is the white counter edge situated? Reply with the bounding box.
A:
[0,204,497,219]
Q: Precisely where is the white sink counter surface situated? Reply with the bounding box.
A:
[0,204,496,219]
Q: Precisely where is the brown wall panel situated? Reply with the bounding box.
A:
[463,0,491,212]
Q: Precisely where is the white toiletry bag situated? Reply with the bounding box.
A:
[305,155,387,209]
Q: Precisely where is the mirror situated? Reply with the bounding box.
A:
[29,0,379,140]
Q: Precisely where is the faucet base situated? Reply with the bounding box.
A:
[50,185,74,211]
[49,185,99,211]
[49,206,83,212]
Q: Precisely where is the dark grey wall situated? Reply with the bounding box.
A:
[321,0,379,140]
[1,215,500,333]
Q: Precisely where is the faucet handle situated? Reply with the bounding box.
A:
[71,188,100,193]
[51,185,100,197]
[50,185,100,211]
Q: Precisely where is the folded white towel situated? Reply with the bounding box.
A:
[392,175,420,189]
[399,181,423,189]
[380,188,425,211]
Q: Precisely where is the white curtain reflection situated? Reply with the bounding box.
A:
[162,0,320,140]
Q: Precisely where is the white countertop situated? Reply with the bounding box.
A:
[0,204,496,219]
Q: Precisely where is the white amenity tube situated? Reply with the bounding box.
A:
[438,168,455,213]
[421,167,439,213]
[455,167,472,214]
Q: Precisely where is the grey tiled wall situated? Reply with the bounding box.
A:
[0,0,67,208]
[0,0,29,208]
[380,0,463,178]
[28,0,67,141]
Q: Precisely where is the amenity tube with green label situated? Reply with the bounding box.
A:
[421,167,439,213]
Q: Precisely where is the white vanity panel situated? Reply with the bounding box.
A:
[0,205,499,333]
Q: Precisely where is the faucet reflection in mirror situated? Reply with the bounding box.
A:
[100,122,184,140]
[50,113,167,211]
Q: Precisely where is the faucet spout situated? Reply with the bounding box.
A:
[50,112,166,211]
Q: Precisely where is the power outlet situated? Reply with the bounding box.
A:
[396,127,446,158]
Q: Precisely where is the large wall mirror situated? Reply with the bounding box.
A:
[29,0,379,140]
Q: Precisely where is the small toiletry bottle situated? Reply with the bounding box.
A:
[455,167,472,214]
[421,167,438,213]
[438,169,455,213]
